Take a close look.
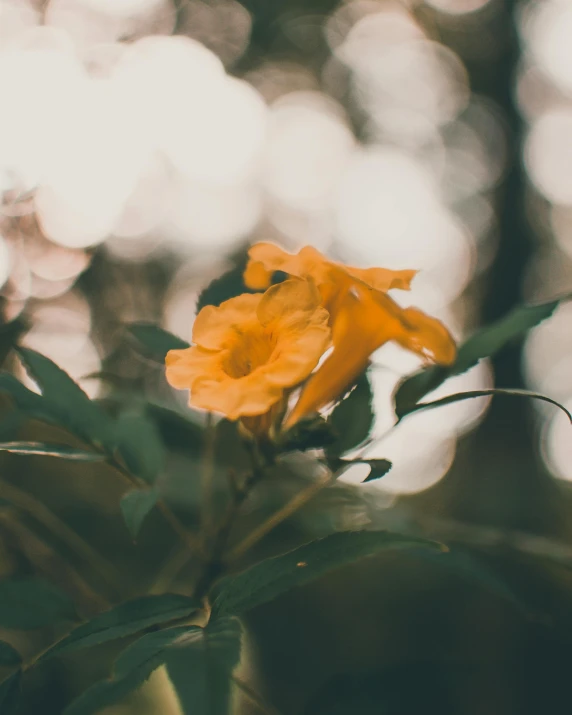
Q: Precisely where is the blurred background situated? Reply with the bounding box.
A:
[1,0,572,713]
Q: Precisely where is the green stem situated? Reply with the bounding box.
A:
[0,480,122,596]
[200,412,216,536]
[225,469,337,563]
[105,455,202,554]
[232,675,282,715]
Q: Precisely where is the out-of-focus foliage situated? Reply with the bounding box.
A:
[0,0,572,714]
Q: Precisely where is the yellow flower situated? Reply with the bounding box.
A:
[165,279,331,422]
[244,243,457,426]
[244,242,416,295]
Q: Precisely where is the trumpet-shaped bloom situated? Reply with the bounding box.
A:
[243,243,457,426]
[165,279,331,421]
[244,242,416,296]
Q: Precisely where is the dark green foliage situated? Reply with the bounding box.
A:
[120,487,159,539]
[126,324,189,363]
[212,531,443,617]
[394,298,561,418]
[16,348,112,446]
[0,318,27,367]
[64,618,241,715]
[0,641,22,666]
[326,373,374,458]
[359,459,393,482]
[328,458,393,481]
[0,442,105,461]
[40,594,200,661]
[63,626,195,715]
[0,578,77,630]
[0,670,21,715]
[195,250,251,313]
[113,411,165,483]
[0,373,60,425]
[401,388,572,422]
[278,414,337,453]
[166,617,242,715]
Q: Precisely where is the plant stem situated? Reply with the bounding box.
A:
[232,675,282,715]
[0,511,110,614]
[225,469,336,563]
[0,479,122,597]
[200,412,215,535]
[106,455,201,554]
[193,467,262,600]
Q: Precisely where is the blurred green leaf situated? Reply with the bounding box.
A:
[214,419,251,470]
[326,373,374,458]
[402,388,572,422]
[40,594,200,662]
[0,373,58,424]
[0,641,21,666]
[0,441,105,461]
[0,318,27,367]
[278,414,337,453]
[328,458,393,482]
[212,531,443,617]
[394,298,561,418]
[16,348,111,445]
[195,250,250,313]
[0,670,21,715]
[0,578,77,629]
[64,622,232,715]
[166,617,242,715]
[114,412,165,483]
[120,487,159,540]
[360,459,393,482]
[127,323,189,363]
[63,676,138,715]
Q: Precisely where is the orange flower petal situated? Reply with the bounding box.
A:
[256,278,323,327]
[191,372,284,420]
[165,346,220,390]
[286,281,456,426]
[394,307,457,365]
[243,260,273,290]
[167,278,332,422]
[345,266,417,292]
[192,293,261,350]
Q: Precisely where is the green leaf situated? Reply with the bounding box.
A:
[0,442,106,461]
[0,670,21,715]
[39,594,200,662]
[0,318,27,367]
[0,641,21,666]
[0,578,77,629]
[405,389,572,422]
[327,458,393,482]
[360,459,393,482]
[120,488,159,540]
[279,415,337,453]
[166,617,242,715]
[127,323,189,363]
[195,249,251,313]
[63,620,238,715]
[212,531,443,617]
[64,626,192,715]
[0,373,58,424]
[63,677,139,715]
[394,298,561,418]
[16,348,111,445]
[114,412,164,483]
[326,373,374,458]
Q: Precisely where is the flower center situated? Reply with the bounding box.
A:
[223,327,275,379]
